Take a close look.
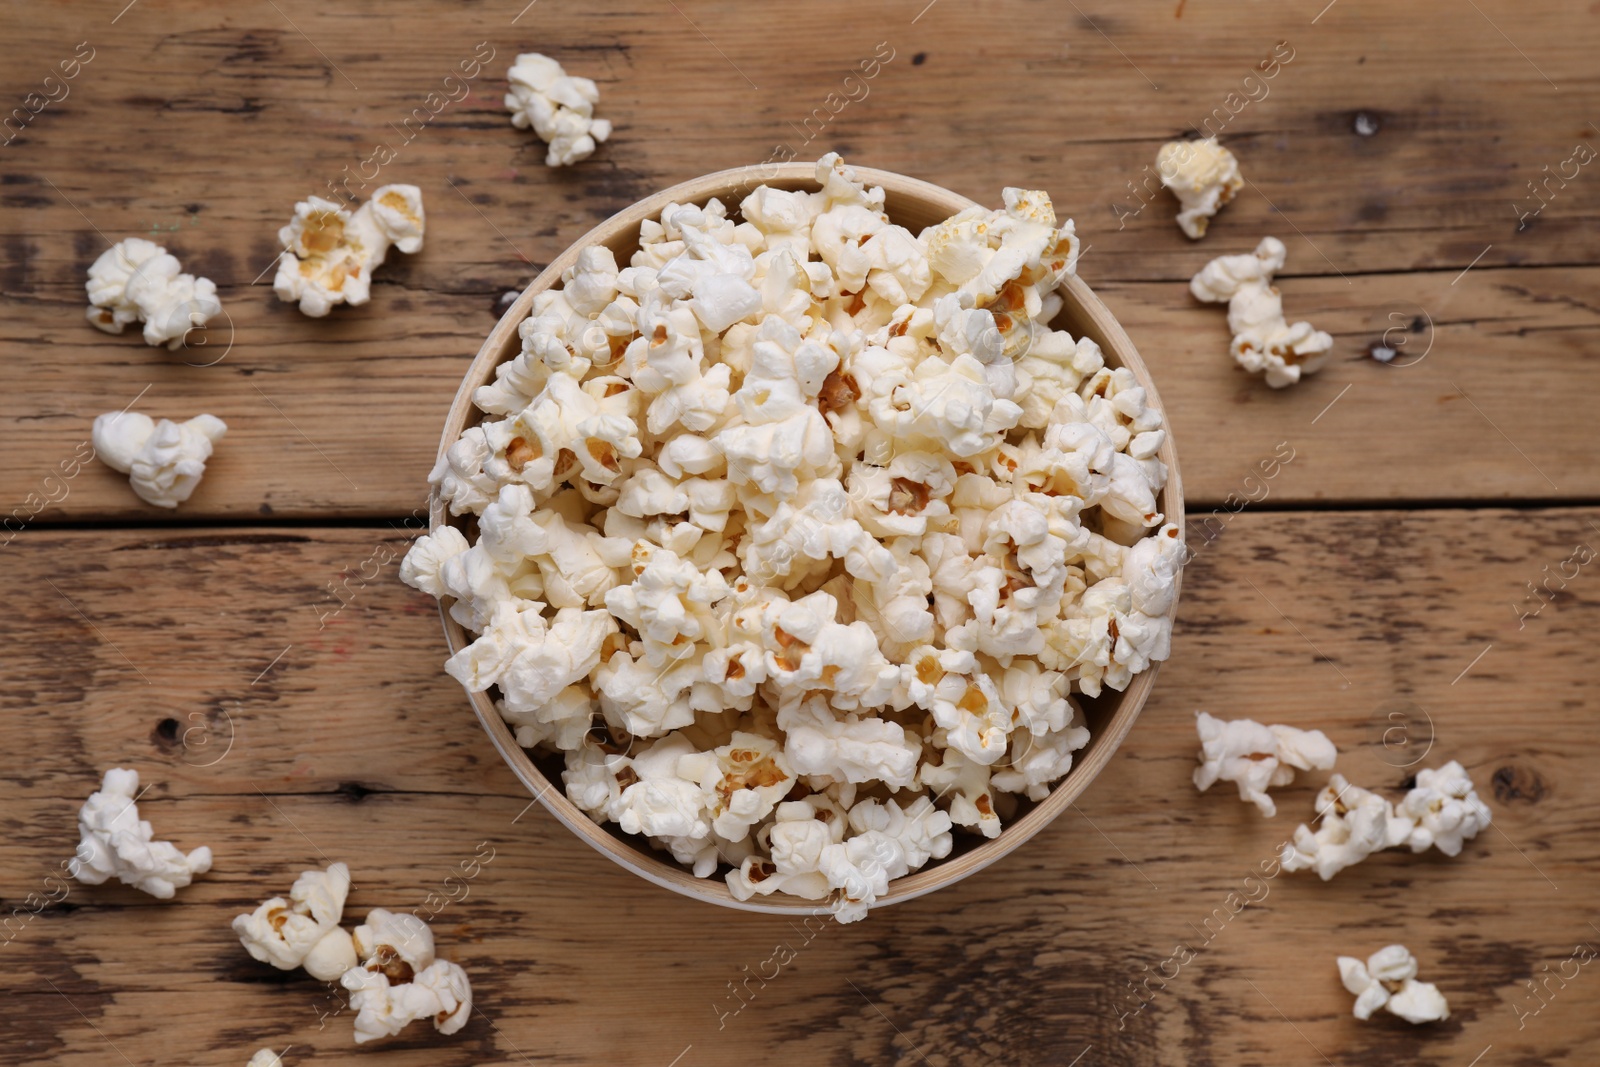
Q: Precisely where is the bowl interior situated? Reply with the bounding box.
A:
[434,163,1184,914]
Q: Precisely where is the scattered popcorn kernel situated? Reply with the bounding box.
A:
[273,185,425,316]
[504,53,611,167]
[340,908,473,1044]
[1338,945,1450,1023]
[1395,759,1493,856]
[1192,710,1336,817]
[1190,237,1332,388]
[92,410,226,509]
[233,863,358,982]
[85,238,223,349]
[1156,137,1243,240]
[69,768,212,899]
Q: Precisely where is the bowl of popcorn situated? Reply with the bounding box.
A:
[403,155,1184,920]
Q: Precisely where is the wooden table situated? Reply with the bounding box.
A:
[4,1,1596,1064]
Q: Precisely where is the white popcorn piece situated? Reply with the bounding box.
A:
[444,600,617,718]
[505,52,611,167]
[1386,975,1451,1024]
[85,238,223,350]
[1190,237,1332,388]
[1395,760,1493,856]
[778,693,920,789]
[246,1051,283,1067]
[1192,710,1336,817]
[69,768,211,899]
[610,733,712,839]
[1156,138,1243,240]
[398,525,471,598]
[920,746,1002,838]
[342,961,473,1044]
[92,410,227,509]
[819,796,954,922]
[341,909,472,1043]
[273,185,425,317]
[699,732,797,841]
[1281,774,1408,879]
[232,863,358,982]
[1282,762,1490,878]
[1338,945,1450,1024]
[410,156,1183,912]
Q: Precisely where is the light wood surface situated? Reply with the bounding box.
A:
[4,511,1595,1066]
[4,0,1597,517]
[2,0,1597,1064]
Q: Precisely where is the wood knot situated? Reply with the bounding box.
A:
[1491,765,1547,804]
[337,781,374,803]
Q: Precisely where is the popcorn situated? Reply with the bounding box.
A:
[341,909,472,1043]
[1190,237,1332,388]
[920,747,1002,837]
[444,600,617,718]
[821,797,953,920]
[409,157,1182,919]
[1156,138,1242,240]
[504,52,611,167]
[85,237,222,349]
[273,185,425,316]
[1395,759,1493,856]
[232,863,358,981]
[699,732,797,840]
[1282,762,1491,878]
[1385,973,1452,1024]
[778,693,920,788]
[1337,945,1450,1024]
[1281,774,1408,879]
[246,1052,283,1067]
[92,410,227,509]
[69,768,211,899]
[1192,711,1336,817]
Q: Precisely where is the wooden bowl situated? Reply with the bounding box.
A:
[429,163,1184,914]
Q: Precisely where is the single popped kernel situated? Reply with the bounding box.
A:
[1190,236,1333,388]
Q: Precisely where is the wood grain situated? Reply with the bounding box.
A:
[4,0,1598,520]
[3,0,1597,1064]
[2,511,1595,1065]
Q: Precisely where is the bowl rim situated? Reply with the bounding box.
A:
[426,161,1185,915]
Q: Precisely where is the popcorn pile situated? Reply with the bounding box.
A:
[92,409,227,508]
[1281,761,1492,879]
[1190,236,1332,388]
[69,768,212,899]
[505,53,611,167]
[404,154,1183,919]
[1337,944,1450,1024]
[86,238,222,349]
[273,184,426,317]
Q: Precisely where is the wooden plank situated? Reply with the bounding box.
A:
[3,264,1595,526]
[1110,264,1600,507]
[2,511,1595,1064]
[1,0,1593,283]
[4,0,1600,520]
